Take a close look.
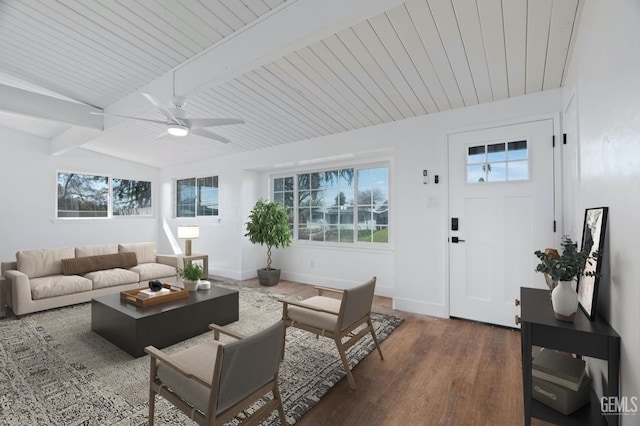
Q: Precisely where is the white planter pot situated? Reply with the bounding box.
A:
[183,279,199,292]
[551,280,578,322]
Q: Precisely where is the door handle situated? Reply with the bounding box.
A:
[451,237,466,243]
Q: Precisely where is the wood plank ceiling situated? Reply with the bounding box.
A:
[0,0,581,168]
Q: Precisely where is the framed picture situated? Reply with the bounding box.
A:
[577,207,608,320]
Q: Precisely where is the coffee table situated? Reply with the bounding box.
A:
[91,285,239,357]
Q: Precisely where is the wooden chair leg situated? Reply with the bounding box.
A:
[280,325,287,360]
[368,319,384,360]
[148,357,157,425]
[335,338,356,391]
[273,382,287,424]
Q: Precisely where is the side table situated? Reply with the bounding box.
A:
[182,254,209,279]
[519,287,620,426]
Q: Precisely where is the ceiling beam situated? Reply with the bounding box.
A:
[0,84,102,129]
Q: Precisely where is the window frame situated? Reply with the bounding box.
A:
[175,175,220,219]
[56,170,153,219]
[271,161,391,248]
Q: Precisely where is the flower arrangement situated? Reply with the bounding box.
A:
[534,236,600,284]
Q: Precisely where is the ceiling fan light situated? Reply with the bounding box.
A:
[168,124,189,137]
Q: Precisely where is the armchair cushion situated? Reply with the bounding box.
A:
[287,296,340,331]
[156,342,220,414]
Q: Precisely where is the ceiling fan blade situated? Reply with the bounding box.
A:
[186,118,245,129]
[141,92,178,123]
[155,130,169,139]
[89,111,166,125]
[190,128,231,144]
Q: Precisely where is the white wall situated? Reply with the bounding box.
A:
[0,127,161,261]
[160,88,564,317]
[563,0,640,419]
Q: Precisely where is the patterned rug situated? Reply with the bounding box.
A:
[0,282,403,425]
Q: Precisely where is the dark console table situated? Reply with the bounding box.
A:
[519,287,620,426]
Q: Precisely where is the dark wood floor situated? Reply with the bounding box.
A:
[222,277,552,426]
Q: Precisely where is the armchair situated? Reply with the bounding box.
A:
[279,277,383,391]
[145,321,286,425]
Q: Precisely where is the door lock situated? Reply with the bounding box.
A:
[451,237,466,243]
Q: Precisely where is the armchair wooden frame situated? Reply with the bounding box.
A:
[279,277,383,391]
[145,322,286,426]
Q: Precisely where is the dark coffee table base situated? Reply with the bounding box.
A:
[91,286,239,357]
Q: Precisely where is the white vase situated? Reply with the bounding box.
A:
[551,280,578,321]
[183,279,199,292]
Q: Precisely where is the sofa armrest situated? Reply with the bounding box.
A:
[156,255,180,268]
[4,269,31,311]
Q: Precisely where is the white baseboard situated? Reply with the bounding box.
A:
[392,297,447,319]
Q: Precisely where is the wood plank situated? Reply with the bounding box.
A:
[427,0,479,106]
[215,276,553,425]
[220,0,258,23]
[503,0,527,97]
[543,0,580,90]
[387,4,451,112]
[526,0,553,94]
[368,12,433,114]
[476,0,509,101]
[241,0,270,17]
[336,27,414,119]
[309,39,390,124]
[452,0,494,104]
[405,0,465,109]
[262,60,352,132]
[279,51,369,129]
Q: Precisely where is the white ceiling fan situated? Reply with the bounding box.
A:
[91,93,244,143]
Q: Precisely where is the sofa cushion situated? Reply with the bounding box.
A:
[61,252,138,276]
[129,262,176,282]
[85,268,139,290]
[30,274,93,300]
[119,242,157,264]
[17,247,75,279]
[76,244,118,258]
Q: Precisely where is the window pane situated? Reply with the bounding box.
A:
[507,160,529,180]
[273,192,284,205]
[177,178,196,217]
[113,179,151,216]
[485,162,506,182]
[197,176,218,216]
[274,178,283,191]
[298,174,310,190]
[508,140,528,160]
[284,177,294,191]
[57,172,108,218]
[487,143,506,162]
[468,146,485,164]
[467,164,485,183]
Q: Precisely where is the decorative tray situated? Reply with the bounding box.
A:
[120,283,188,307]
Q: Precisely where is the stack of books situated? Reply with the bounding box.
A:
[532,349,592,415]
[138,287,171,299]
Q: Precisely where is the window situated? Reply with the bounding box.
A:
[273,164,389,245]
[467,140,529,183]
[176,176,218,217]
[57,172,151,218]
[113,179,152,216]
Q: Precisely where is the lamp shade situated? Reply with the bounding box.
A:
[177,225,199,239]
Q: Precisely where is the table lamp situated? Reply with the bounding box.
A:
[177,225,199,256]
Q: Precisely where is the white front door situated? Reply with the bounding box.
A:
[448,119,556,328]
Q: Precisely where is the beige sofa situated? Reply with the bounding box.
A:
[1,242,179,318]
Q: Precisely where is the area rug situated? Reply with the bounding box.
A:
[0,282,403,425]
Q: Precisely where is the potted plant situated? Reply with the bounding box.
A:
[534,236,599,321]
[245,198,292,286]
[177,262,204,291]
